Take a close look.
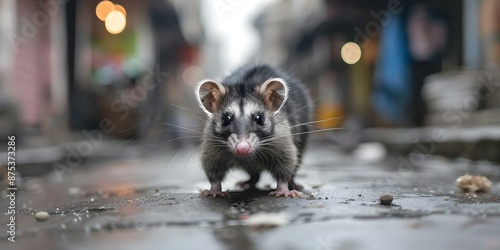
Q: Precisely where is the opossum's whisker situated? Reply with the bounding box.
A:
[120,122,203,132]
[178,139,227,172]
[275,96,321,125]
[148,123,206,135]
[156,128,205,136]
[254,147,274,165]
[287,117,342,128]
[259,127,344,144]
[118,124,202,147]
[118,123,203,147]
[184,142,206,171]
[120,122,153,132]
[154,127,224,141]
[286,127,344,136]
[116,133,146,146]
[154,136,203,148]
[172,88,191,105]
[170,103,193,112]
[165,140,199,169]
[171,88,216,125]
[191,144,230,171]
[153,128,226,144]
[166,138,226,170]
[172,91,216,124]
[185,142,226,171]
[170,103,213,124]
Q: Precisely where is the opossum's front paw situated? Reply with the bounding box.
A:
[269,190,302,198]
[201,189,230,198]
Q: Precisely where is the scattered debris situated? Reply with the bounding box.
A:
[379,193,393,205]
[407,221,421,229]
[68,187,84,197]
[456,174,492,193]
[304,204,326,208]
[245,213,289,230]
[301,193,315,199]
[35,211,50,221]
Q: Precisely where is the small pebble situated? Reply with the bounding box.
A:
[35,211,50,221]
[127,200,133,203]
[379,193,393,205]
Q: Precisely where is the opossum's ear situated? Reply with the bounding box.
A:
[259,78,288,113]
[196,80,226,114]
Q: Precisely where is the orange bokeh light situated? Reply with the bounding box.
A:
[114,4,127,17]
[96,1,115,21]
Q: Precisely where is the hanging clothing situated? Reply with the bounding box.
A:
[372,14,411,125]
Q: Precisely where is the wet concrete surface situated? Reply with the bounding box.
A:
[1,141,500,250]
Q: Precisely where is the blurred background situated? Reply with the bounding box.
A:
[1,0,500,178]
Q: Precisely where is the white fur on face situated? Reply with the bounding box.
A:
[242,100,260,118]
[228,101,241,117]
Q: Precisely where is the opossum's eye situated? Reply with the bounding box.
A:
[254,114,264,126]
[222,114,232,126]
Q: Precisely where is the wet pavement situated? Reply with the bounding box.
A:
[1,139,500,250]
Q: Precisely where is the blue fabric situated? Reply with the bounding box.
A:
[372,14,411,124]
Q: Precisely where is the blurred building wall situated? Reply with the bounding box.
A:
[0,0,18,138]
[10,0,53,129]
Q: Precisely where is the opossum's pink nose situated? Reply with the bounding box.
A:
[235,142,251,156]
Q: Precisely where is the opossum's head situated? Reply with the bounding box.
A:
[195,78,289,157]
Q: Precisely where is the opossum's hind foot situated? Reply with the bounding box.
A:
[201,182,229,197]
[269,180,302,198]
[288,179,303,191]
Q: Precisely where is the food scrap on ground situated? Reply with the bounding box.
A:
[455,174,492,193]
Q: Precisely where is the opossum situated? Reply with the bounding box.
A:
[195,64,312,198]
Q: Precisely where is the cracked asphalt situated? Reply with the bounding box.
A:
[1,140,500,250]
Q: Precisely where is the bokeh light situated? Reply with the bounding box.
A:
[114,4,127,17]
[341,42,362,65]
[182,66,205,86]
[96,1,115,21]
[105,10,127,35]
